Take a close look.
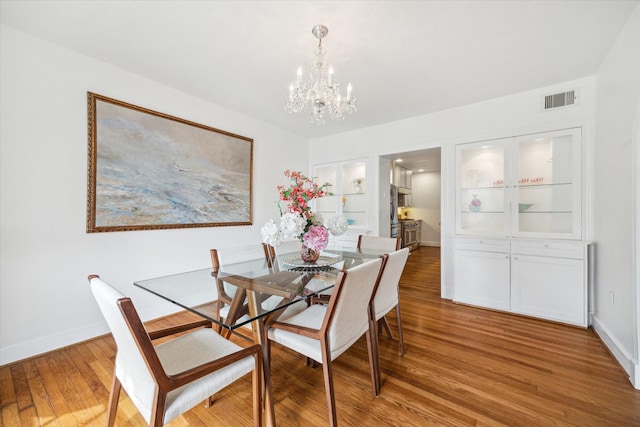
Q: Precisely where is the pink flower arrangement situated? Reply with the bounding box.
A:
[277,170,331,220]
[303,225,330,251]
[261,170,347,251]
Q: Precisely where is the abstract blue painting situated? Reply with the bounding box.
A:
[87,93,252,232]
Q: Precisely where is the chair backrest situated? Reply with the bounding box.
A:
[89,276,158,421]
[211,244,272,272]
[272,239,302,256]
[357,235,401,251]
[323,257,385,358]
[373,248,410,318]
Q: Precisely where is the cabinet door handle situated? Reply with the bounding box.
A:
[513,256,518,260]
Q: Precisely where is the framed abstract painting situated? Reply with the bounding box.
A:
[86,92,253,232]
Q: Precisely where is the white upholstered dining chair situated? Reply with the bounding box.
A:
[270,239,302,256]
[357,235,401,251]
[371,247,410,359]
[266,257,386,427]
[88,275,261,427]
[357,235,407,348]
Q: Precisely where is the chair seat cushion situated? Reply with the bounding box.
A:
[155,329,255,424]
[268,304,326,362]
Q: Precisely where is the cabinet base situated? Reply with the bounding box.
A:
[452,300,588,328]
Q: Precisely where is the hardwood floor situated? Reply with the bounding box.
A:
[2,247,639,426]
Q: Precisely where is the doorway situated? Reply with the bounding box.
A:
[383,147,442,291]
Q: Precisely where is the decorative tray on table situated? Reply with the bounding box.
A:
[281,255,341,271]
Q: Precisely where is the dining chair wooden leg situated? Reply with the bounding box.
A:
[252,351,262,427]
[379,317,394,339]
[396,305,405,356]
[367,318,381,396]
[320,339,338,427]
[306,357,319,368]
[106,374,121,427]
[150,393,167,427]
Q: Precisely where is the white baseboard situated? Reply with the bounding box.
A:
[591,315,639,390]
[0,321,108,366]
[419,241,441,247]
[0,303,179,366]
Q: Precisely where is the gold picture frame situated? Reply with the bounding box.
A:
[87,92,253,232]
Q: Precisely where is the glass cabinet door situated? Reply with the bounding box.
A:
[456,138,509,235]
[313,164,339,219]
[340,161,366,227]
[455,127,582,239]
[512,128,581,238]
[313,159,367,229]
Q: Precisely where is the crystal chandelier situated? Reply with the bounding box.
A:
[285,25,357,125]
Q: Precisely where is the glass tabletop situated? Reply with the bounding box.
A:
[134,246,387,331]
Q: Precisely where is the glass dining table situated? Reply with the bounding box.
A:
[134,245,388,427]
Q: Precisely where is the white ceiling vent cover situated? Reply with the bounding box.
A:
[543,90,578,110]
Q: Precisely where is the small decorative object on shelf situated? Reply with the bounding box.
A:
[261,170,347,263]
[518,203,533,212]
[469,194,482,212]
[352,178,364,193]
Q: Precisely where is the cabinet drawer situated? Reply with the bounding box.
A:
[511,240,586,259]
[454,237,509,253]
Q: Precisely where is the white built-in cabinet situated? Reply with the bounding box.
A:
[313,159,367,246]
[454,238,511,311]
[454,237,590,326]
[453,128,591,327]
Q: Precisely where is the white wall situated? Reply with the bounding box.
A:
[308,6,640,388]
[0,25,309,364]
[592,5,640,387]
[411,171,441,247]
[310,77,596,301]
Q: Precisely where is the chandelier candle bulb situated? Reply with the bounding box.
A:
[328,66,334,85]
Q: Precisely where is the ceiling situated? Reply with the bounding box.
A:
[390,147,443,173]
[1,1,637,144]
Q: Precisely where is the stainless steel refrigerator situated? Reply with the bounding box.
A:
[390,185,399,238]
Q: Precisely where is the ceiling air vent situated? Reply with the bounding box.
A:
[543,90,577,110]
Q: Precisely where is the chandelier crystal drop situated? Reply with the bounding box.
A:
[285,25,357,125]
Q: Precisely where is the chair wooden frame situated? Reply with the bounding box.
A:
[89,275,262,427]
[357,235,405,352]
[266,257,387,426]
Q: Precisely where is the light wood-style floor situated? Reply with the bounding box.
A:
[2,247,639,426]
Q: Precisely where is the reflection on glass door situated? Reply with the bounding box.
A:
[456,138,508,235]
[513,128,580,236]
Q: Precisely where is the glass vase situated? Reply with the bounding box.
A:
[469,193,482,212]
[300,244,320,263]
